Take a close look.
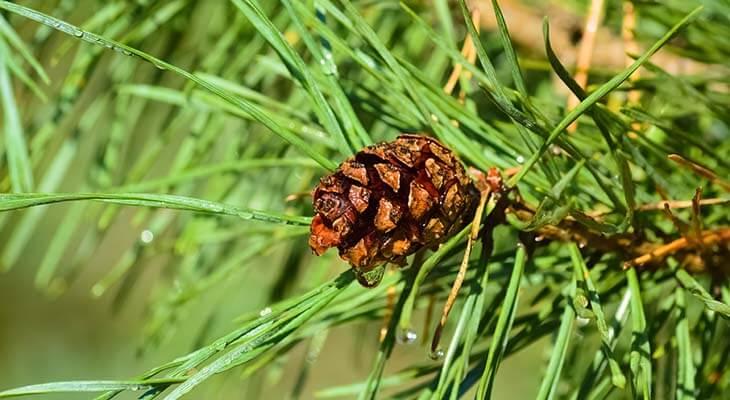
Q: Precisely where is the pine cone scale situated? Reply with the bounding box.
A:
[374,197,403,232]
[348,185,370,213]
[407,180,434,220]
[341,161,369,185]
[309,215,340,255]
[374,163,402,192]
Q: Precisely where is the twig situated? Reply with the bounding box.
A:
[444,5,480,99]
[588,197,728,217]
[662,203,700,248]
[691,188,705,249]
[430,191,487,353]
[430,168,499,354]
[668,154,730,192]
[443,29,474,95]
[567,0,605,133]
[635,198,728,212]
[622,0,642,106]
[623,228,730,269]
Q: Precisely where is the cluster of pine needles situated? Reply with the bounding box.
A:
[0,0,728,399]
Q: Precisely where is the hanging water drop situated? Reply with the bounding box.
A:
[396,328,418,344]
[152,61,167,71]
[429,348,445,360]
[113,46,132,56]
[140,229,154,244]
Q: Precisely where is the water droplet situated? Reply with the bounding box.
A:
[429,348,445,360]
[516,155,525,164]
[90,284,104,298]
[140,229,154,244]
[396,328,418,344]
[576,316,591,327]
[73,29,84,38]
[114,46,132,56]
[152,61,167,70]
[259,307,272,317]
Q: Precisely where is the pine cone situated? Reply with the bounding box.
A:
[309,134,477,286]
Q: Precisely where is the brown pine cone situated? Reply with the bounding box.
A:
[309,134,478,287]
